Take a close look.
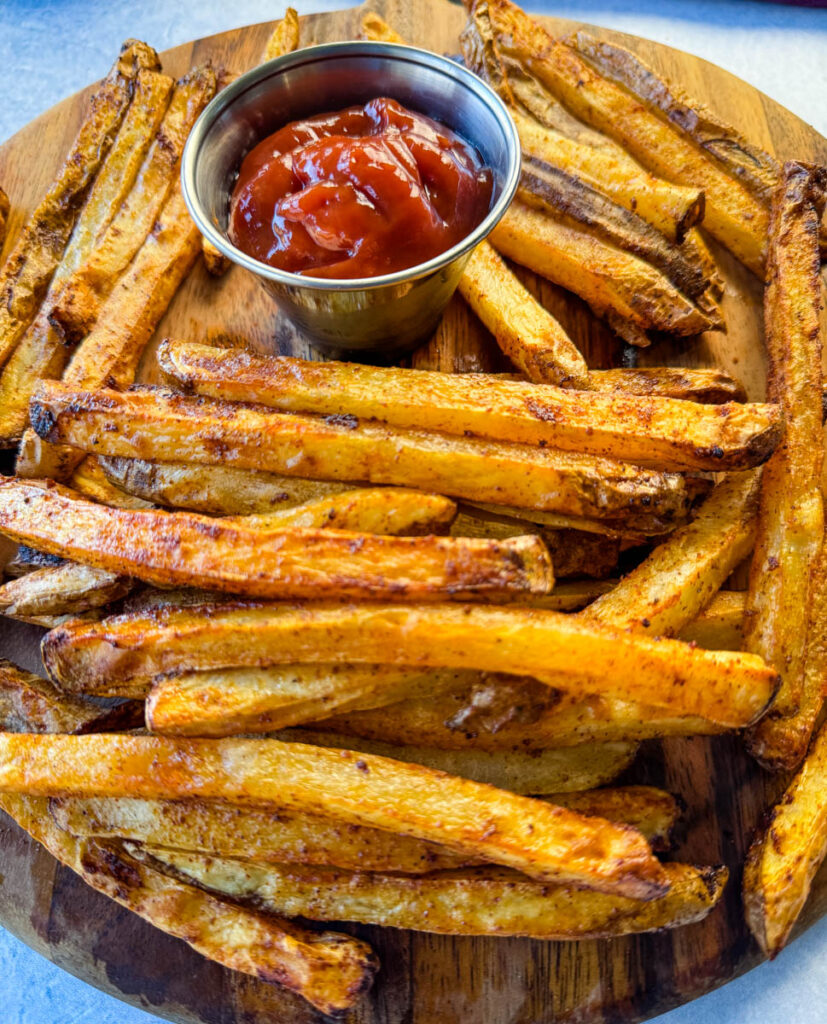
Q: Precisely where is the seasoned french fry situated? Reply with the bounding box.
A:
[490,200,715,343]
[0,659,140,734]
[0,794,375,1016]
[590,366,746,404]
[68,457,155,510]
[680,590,745,651]
[545,786,679,851]
[744,163,827,770]
[3,544,64,577]
[266,7,300,59]
[0,562,131,620]
[458,240,590,387]
[160,340,778,472]
[42,600,778,726]
[30,383,691,531]
[0,40,158,372]
[0,732,668,898]
[0,478,553,602]
[360,12,405,44]
[743,718,827,957]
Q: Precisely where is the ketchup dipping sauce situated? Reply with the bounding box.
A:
[228,97,494,280]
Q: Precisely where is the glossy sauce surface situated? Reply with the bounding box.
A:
[228,97,493,279]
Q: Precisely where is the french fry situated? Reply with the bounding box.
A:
[476,0,769,274]
[0,478,553,602]
[200,239,230,277]
[148,851,725,940]
[3,544,63,577]
[0,659,140,734]
[743,718,827,957]
[360,12,405,44]
[0,794,375,1016]
[68,457,155,510]
[744,163,827,770]
[159,339,778,472]
[490,200,715,344]
[266,7,300,59]
[0,563,131,620]
[458,241,590,387]
[0,732,669,898]
[0,186,8,250]
[30,383,691,531]
[680,590,745,651]
[590,366,746,404]
[543,786,679,851]
[0,40,158,372]
[41,599,778,726]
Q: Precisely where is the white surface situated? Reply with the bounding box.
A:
[0,1,826,1022]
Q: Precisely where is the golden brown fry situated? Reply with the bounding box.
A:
[30,383,691,531]
[458,241,590,387]
[265,7,300,60]
[68,457,155,510]
[160,339,778,472]
[0,659,140,734]
[4,544,64,577]
[477,0,769,274]
[0,732,668,898]
[42,599,778,726]
[0,794,374,1016]
[0,477,552,602]
[545,786,679,851]
[680,590,745,651]
[490,201,716,344]
[590,366,747,404]
[0,562,130,620]
[0,41,158,373]
[744,163,827,770]
[360,12,405,44]
[152,850,724,940]
[200,238,230,276]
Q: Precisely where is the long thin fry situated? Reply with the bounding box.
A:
[159,339,779,472]
[0,478,553,602]
[0,732,669,898]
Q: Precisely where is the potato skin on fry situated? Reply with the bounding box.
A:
[0,562,131,619]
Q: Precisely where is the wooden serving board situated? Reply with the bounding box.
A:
[1,2,827,1022]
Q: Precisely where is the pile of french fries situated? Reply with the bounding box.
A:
[0,0,825,1014]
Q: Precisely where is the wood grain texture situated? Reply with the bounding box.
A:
[0,2,826,1022]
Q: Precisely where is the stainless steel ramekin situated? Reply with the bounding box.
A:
[181,41,520,356]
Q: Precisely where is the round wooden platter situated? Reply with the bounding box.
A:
[1,2,827,1022]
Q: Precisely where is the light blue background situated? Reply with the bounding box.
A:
[0,2,826,1021]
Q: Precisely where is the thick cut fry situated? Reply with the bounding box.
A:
[0,732,668,898]
[744,718,827,957]
[0,562,131,619]
[68,456,155,510]
[42,600,778,726]
[31,383,691,531]
[0,40,158,372]
[477,0,769,274]
[266,7,300,59]
[153,850,725,939]
[0,795,374,1016]
[0,659,140,734]
[590,366,746,404]
[744,163,827,770]
[160,340,779,472]
[458,240,590,387]
[490,201,714,343]
[0,478,552,602]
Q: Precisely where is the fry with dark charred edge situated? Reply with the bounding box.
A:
[29,383,691,531]
[0,40,158,373]
[266,7,300,59]
[41,600,778,726]
[474,0,769,275]
[150,849,726,940]
[0,659,141,734]
[490,201,716,344]
[458,241,590,387]
[0,795,375,1016]
[0,478,552,602]
[0,732,669,899]
[159,340,778,472]
[0,563,131,620]
[743,718,827,957]
[744,163,827,771]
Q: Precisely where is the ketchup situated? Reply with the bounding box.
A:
[228,97,493,280]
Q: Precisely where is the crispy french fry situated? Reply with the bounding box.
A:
[30,383,691,530]
[743,718,827,957]
[160,340,778,472]
[0,732,668,898]
[490,201,715,344]
[360,12,405,44]
[590,366,746,404]
[0,794,374,1016]
[545,786,679,851]
[0,659,140,734]
[42,599,778,726]
[477,0,769,274]
[3,544,64,577]
[68,457,155,510]
[0,40,158,373]
[266,7,300,60]
[680,590,745,651]
[0,478,552,602]
[744,163,827,770]
[458,241,590,387]
[0,563,131,620]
